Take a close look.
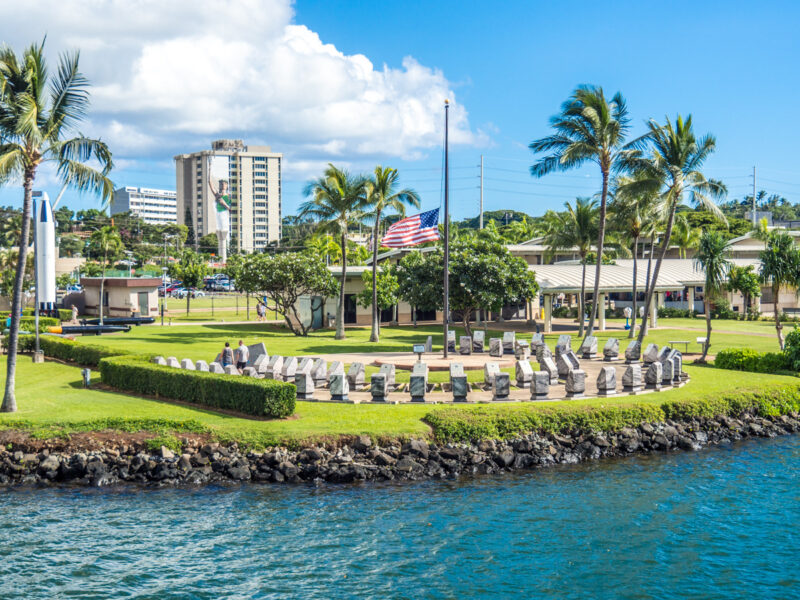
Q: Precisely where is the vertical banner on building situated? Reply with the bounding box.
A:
[208,156,231,262]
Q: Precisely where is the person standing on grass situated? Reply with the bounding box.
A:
[256,301,265,322]
[70,304,78,323]
[236,340,249,373]
[221,342,234,368]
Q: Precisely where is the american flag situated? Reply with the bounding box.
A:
[380,209,440,248]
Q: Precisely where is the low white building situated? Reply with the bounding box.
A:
[111,187,178,225]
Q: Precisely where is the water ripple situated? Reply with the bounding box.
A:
[1,437,799,599]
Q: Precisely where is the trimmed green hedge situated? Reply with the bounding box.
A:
[425,384,800,442]
[714,348,792,374]
[99,356,296,419]
[1,316,60,333]
[3,334,135,367]
[0,308,72,321]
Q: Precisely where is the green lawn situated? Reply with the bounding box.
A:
[1,355,797,447]
[73,321,784,361]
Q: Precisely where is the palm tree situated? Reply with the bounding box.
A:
[88,226,123,324]
[364,166,419,342]
[694,231,731,362]
[672,213,701,259]
[0,42,113,413]
[759,231,799,350]
[300,164,367,340]
[501,216,538,243]
[623,115,726,346]
[610,174,659,337]
[530,85,643,340]
[541,197,599,336]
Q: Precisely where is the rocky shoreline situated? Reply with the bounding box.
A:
[1,410,799,487]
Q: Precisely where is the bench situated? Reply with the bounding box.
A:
[668,340,690,353]
[696,337,707,348]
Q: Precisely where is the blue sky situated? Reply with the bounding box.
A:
[2,0,799,222]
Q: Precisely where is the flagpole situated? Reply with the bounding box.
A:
[443,99,450,359]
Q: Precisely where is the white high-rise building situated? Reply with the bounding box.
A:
[111,187,178,225]
[174,139,282,254]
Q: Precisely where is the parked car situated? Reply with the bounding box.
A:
[174,287,205,299]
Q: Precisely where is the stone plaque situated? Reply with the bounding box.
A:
[515,360,534,388]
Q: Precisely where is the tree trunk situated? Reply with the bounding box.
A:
[638,204,679,345]
[99,244,107,326]
[585,168,609,338]
[641,236,655,337]
[463,308,472,337]
[579,258,586,337]
[699,297,712,362]
[369,209,381,342]
[186,291,190,315]
[2,169,35,413]
[629,235,638,339]
[774,284,784,350]
[336,230,347,340]
[246,293,249,320]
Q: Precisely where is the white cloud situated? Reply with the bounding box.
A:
[1,0,480,175]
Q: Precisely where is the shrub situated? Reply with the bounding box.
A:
[784,326,800,371]
[0,316,60,333]
[657,307,695,318]
[714,348,792,374]
[710,302,738,320]
[425,384,800,442]
[99,356,296,419]
[552,306,575,318]
[2,334,134,367]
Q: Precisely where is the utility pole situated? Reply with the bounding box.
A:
[443,99,450,359]
[479,154,484,230]
[752,166,757,226]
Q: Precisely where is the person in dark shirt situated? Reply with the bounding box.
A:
[221,342,234,367]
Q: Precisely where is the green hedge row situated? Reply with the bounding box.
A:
[3,334,134,367]
[99,356,296,419]
[0,308,72,321]
[714,348,792,374]
[424,384,800,442]
[2,316,60,333]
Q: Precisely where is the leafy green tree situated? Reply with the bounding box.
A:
[759,231,800,349]
[300,164,367,339]
[0,39,113,414]
[694,231,732,362]
[672,213,701,259]
[356,267,399,318]
[0,250,32,298]
[75,208,110,229]
[198,233,219,255]
[246,252,337,336]
[58,233,84,257]
[56,273,76,290]
[540,198,598,336]
[363,166,419,342]
[394,250,443,325]
[169,249,208,315]
[54,206,74,234]
[624,115,726,346]
[530,85,640,339]
[726,265,761,317]
[395,238,538,336]
[0,212,23,247]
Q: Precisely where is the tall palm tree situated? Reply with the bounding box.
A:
[0,42,113,413]
[541,197,599,336]
[530,85,643,340]
[759,231,799,350]
[88,226,123,324]
[364,166,419,342]
[672,213,701,259]
[623,115,726,346]
[300,164,367,340]
[694,231,731,362]
[610,174,659,337]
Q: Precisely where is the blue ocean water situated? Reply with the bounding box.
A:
[1,436,799,599]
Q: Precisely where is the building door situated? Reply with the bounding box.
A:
[380,305,395,323]
[344,294,358,324]
[138,292,149,316]
[311,296,324,330]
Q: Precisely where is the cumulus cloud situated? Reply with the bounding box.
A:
[1,0,479,175]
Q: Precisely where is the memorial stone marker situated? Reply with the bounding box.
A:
[556,334,572,351]
[645,361,662,391]
[166,357,180,368]
[565,369,586,398]
[532,371,550,399]
[502,331,516,355]
[643,343,659,365]
[378,364,396,390]
[447,330,456,352]
[484,362,501,387]
[348,362,365,388]
[624,340,641,364]
[459,336,473,355]
[209,362,224,374]
[515,340,531,360]
[493,372,511,400]
[295,372,315,399]
[622,364,643,393]
[223,364,239,376]
[152,356,166,366]
[603,338,620,361]
[329,373,350,402]
[409,374,428,402]
[246,343,268,368]
[370,373,388,402]
[180,359,195,370]
[515,359,534,388]
[540,356,559,384]
[536,344,552,364]
[195,360,209,372]
[450,362,469,402]
[281,357,298,381]
[596,366,617,396]
[264,355,284,380]
[473,330,485,353]
[312,358,328,386]
[579,336,598,359]
[489,338,503,357]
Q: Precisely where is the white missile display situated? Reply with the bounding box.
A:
[32,191,56,314]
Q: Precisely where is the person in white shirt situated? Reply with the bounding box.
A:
[236,340,249,373]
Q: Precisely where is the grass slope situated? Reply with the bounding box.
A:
[1,356,797,448]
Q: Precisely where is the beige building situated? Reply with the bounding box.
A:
[81,277,161,318]
[174,139,282,254]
